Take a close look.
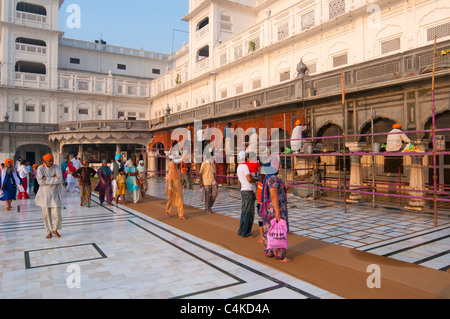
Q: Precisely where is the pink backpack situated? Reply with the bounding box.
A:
[267,219,288,250]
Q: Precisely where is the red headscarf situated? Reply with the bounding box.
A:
[68,162,76,173]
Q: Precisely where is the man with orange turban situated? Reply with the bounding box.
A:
[386,123,413,152]
[291,119,309,154]
[35,153,63,239]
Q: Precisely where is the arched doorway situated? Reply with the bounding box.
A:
[153,142,166,178]
[317,123,343,152]
[317,123,347,173]
[272,129,291,168]
[359,118,396,144]
[15,144,51,166]
[424,111,450,188]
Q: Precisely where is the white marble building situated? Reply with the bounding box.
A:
[149,0,450,203]
[0,0,169,164]
[149,0,450,118]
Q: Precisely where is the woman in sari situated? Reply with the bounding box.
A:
[137,160,148,198]
[259,156,290,262]
[1,159,24,211]
[165,160,185,220]
[73,160,97,207]
[125,158,140,204]
[97,159,113,206]
[61,157,69,187]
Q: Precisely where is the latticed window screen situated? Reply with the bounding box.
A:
[333,53,348,68]
[279,70,290,82]
[220,89,227,99]
[381,37,401,54]
[356,62,400,81]
[235,84,243,95]
[278,22,289,41]
[329,0,345,20]
[301,10,315,31]
[427,22,450,41]
[252,79,261,90]
[220,53,227,66]
[234,45,243,59]
[306,62,317,74]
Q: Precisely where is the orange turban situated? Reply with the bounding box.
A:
[295,120,301,126]
[5,159,13,166]
[33,164,39,169]
[393,124,402,129]
[43,154,54,161]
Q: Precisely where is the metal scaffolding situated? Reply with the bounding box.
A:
[145,37,449,227]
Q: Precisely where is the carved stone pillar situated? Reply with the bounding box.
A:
[148,151,156,177]
[346,142,364,203]
[405,140,428,211]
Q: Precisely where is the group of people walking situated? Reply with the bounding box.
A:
[236,152,290,263]
[165,151,290,262]
[0,153,149,239]
[2,149,289,261]
[59,154,148,207]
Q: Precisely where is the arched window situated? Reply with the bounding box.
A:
[15,61,46,74]
[197,45,209,61]
[16,2,47,16]
[197,17,209,31]
[16,37,46,47]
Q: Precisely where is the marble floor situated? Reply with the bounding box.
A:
[0,191,340,299]
[147,179,450,272]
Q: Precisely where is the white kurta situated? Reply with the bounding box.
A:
[386,129,413,152]
[291,125,307,152]
[35,164,63,208]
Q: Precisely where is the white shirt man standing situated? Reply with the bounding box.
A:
[291,120,308,154]
[35,154,63,239]
[237,151,260,238]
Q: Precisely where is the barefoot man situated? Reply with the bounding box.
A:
[35,154,64,239]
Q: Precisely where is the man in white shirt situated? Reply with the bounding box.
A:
[35,154,63,239]
[237,151,261,238]
[291,120,308,154]
[17,160,30,199]
[71,155,82,170]
[386,124,413,152]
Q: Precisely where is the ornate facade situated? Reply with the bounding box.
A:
[0,0,169,164]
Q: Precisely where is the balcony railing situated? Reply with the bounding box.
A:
[16,43,47,55]
[58,71,152,97]
[14,72,48,88]
[196,25,209,39]
[196,57,209,71]
[15,11,47,25]
[57,120,149,133]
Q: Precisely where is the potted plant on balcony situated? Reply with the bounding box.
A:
[248,40,256,53]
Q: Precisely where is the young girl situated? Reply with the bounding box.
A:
[256,178,265,244]
[115,168,127,205]
[32,164,40,195]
